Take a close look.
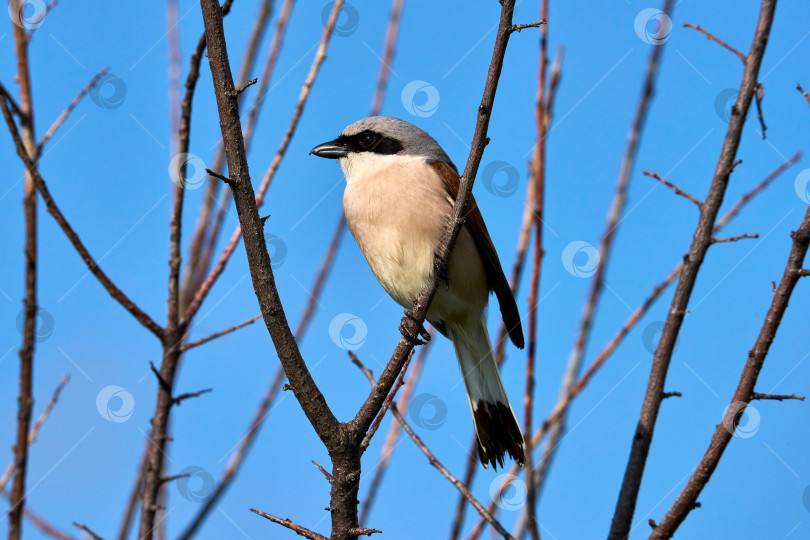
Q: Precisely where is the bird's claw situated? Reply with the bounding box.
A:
[399,309,430,345]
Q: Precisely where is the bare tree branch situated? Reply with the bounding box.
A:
[650,202,810,538]
[609,3,778,536]
[181,314,262,351]
[643,170,703,207]
[39,66,109,150]
[683,22,747,62]
[72,522,104,540]
[249,509,327,540]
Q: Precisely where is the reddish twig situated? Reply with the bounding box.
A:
[178,369,285,539]
[509,21,546,33]
[72,522,104,540]
[312,461,333,484]
[610,3,777,537]
[359,351,414,450]
[249,509,327,540]
[797,84,810,107]
[39,66,109,150]
[683,22,747,62]
[711,233,758,244]
[0,374,69,492]
[643,170,703,207]
[181,314,262,351]
[650,202,810,538]
[750,392,804,401]
[9,7,39,537]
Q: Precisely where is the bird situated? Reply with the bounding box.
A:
[310,116,525,469]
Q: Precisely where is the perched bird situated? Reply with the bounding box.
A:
[311,116,525,468]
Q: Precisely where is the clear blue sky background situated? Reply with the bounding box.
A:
[2,1,809,539]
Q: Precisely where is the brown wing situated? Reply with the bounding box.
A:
[430,161,524,349]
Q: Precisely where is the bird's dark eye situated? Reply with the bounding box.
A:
[359,132,376,149]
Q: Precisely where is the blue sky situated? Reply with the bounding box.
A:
[1,1,809,539]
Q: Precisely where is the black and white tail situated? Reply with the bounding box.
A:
[449,316,525,469]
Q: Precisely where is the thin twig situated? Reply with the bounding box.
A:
[295,0,405,343]
[72,522,104,540]
[750,392,804,401]
[181,314,262,351]
[249,509,327,540]
[360,351,413,450]
[0,374,69,492]
[711,233,758,244]
[9,6,39,536]
[178,369,285,540]
[643,170,703,207]
[509,21,546,33]
[754,83,767,139]
[39,66,109,150]
[610,3,777,537]
[683,22,747,62]
[172,388,212,405]
[797,83,810,107]
[312,461,333,483]
[651,202,810,538]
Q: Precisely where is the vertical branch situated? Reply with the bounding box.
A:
[521,1,550,538]
[649,203,810,535]
[9,2,40,537]
[295,0,405,342]
[609,2,777,537]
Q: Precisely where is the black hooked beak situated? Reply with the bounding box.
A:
[310,139,348,159]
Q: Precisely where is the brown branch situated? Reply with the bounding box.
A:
[178,369,285,540]
[172,388,212,405]
[184,0,296,308]
[312,461,333,484]
[72,522,104,540]
[185,0,342,324]
[116,448,145,540]
[0,80,23,117]
[349,527,382,536]
[230,77,258,97]
[797,83,810,107]
[249,509,327,540]
[750,392,804,401]
[452,45,564,540]
[181,314,262,351]
[9,5,39,536]
[610,3,777,537]
[797,269,810,277]
[509,21,546,33]
[295,0,405,343]
[683,22,747,62]
[359,335,432,524]
[0,374,69,492]
[205,168,232,184]
[651,203,810,538]
[359,351,413,450]
[39,66,109,150]
[754,83,767,139]
[643,170,703,207]
[181,0,274,309]
[711,233,758,244]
